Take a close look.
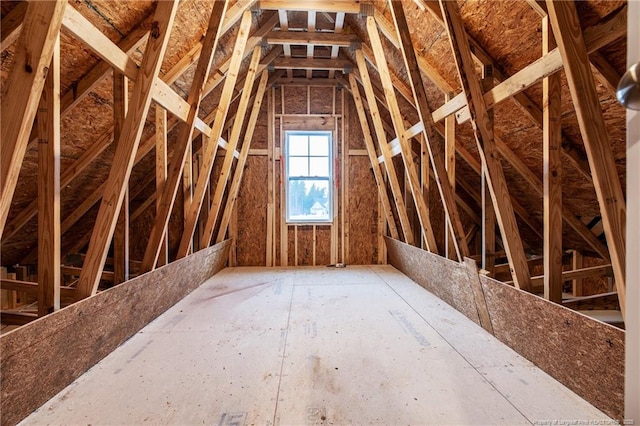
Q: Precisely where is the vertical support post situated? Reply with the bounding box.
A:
[543,15,563,303]
[156,105,169,266]
[571,250,583,296]
[266,87,275,267]
[481,67,495,276]
[546,0,625,314]
[37,33,61,316]
[445,91,456,259]
[439,0,531,290]
[76,1,179,298]
[113,71,129,284]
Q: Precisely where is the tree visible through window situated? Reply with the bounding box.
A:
[286,131,332,222]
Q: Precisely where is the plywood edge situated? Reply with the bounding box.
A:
[0,240,231,426]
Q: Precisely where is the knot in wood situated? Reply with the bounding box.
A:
[151,21,161,39]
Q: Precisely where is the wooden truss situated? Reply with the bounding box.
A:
[0,0,627,323]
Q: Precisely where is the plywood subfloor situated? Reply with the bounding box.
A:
[20,266,609,425]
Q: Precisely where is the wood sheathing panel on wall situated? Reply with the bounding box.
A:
[385,237,624,421]
[237,156,268,266]
[480,274,624,420]
[0,241,231,426]
[235,83,379,266]
[385,237,480,324]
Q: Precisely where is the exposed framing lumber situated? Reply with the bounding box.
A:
[355,50,415,245]
[76,1,179,299]
[264,30,359,47]
[141,1,231,272]
[444,92,456,259]
[572,250,584,296]
[37,34,61,316]
[113,72,130,285]
[0,0,67,237]
[389,0,468,259]
[363,17,602,255]
[2,25,150,242]
[1,279,75,299]
[527,265,614,290]
[347,73,400,241]
[306,10,316,79]
[542,16,563,304]
[16,19,280,261]
[258,1,363,13]
[270,57,353,72]
[175,10,253,257]
[439,0,531,291]
[546,0,626,318]
[59,6,212,138]
[0,1,27,52]
[481,67,496,276]
[526,0,621,95]
[429,4,626,182]
[216,70,271,243]
[366,16,438,252]
[199,46,263,249]
[155,105,169,267]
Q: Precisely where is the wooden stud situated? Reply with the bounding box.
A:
[355,50,414,245]
[0,0,67,236]
[141,1,230,271]
[259,1,362,13]
[113,71,130,285]
[388,1,469,259]
[216,71,270,243]
[175,10,253,258]
[76,1,179,299]
[444,92,456,259]
[546,0,626,317]
[306,11,316,79]
[37,33,61,316]
[542,16,563,303]
[366,16,438,252]
[156,105,169,267]
[198,46,262,249]
[572,250,584,297]
[266,86,275,266]
[480,68,496,276]
[439,0,531,291]
[329,12,345,79]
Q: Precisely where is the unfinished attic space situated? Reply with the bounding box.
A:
[1,0,639,424]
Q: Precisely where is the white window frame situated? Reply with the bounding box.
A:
[285,130,333,224]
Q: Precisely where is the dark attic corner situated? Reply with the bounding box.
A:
[0,0,638,424]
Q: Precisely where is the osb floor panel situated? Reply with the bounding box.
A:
[21,266,608,425]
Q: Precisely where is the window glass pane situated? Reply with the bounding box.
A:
[289,157,308,176]
[309,157,329,177]
[288,135,308,156]
[309,135,329,156]
[287,179,330,221]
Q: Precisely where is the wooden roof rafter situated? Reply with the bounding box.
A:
[1,1,68,239]
[439,0,532,291]
[388,0,469,260]
[546,0,626,319]
[75,0,180,299]
[139,0,233,272]
[5,11,280,260]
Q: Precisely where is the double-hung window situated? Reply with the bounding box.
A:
[285,131,332,223]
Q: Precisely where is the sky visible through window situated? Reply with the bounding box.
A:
[286,131,332,223]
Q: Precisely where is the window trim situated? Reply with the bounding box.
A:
[285,130,333,224]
